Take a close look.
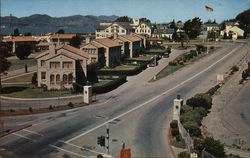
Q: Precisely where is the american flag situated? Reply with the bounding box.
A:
[205,5,214,12]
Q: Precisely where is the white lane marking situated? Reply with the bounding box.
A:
[22,129,44,136]
[12,133,35,142]
[65,45,240,143]
[49,145,87,158]
[59,140,108,156]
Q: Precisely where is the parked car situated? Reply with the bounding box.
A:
[148,60,158,67]
[163,53,169,58]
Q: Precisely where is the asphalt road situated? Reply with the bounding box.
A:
[0,41,250,158]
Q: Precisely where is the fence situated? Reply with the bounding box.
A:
[178,121,194,154]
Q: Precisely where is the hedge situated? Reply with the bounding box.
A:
[96,63,147,76]
[92,75,127,94]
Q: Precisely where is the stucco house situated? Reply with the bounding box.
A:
[35,44,89,90]
[50,34,76,44]
[152,28,175,39]
[2,36,37,53]
[203,24,220,32]
[135,22,152,37]
[117,35,141,58]
[82,38,122,67]
[95,22,134,39]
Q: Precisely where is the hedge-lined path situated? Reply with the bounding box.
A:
[0,48,190,110]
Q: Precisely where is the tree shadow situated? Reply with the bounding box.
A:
[0,86,27,94]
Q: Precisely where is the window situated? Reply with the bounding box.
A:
[63,74,68,84]
[41,60,46,67]
[68,74,73,84]
[56,74,60,84]
[63,62,73,69]
[50,74,55,84]
[41,72,46,80]
[50,62,60,69]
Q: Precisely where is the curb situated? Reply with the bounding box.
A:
[168,127,178,158]
[0,124,32,138]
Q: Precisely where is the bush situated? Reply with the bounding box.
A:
[180,110,202,125]
[178,151,189,158]
[67,102,74,108]
[29,107,33,112]
[203,137,226,158]
[169,61,177,66]
[231,65,239,72]
[72,83,83,93]
[170,120,178,128]
[181,105,193,114]
[196,44,206,52]
[31,72,38,87]
[186,93,212,110]
[93,75,127,94]
[171,128,179,136]
[183,121,201,136]
[193,137,205,152]
[194,107,208,118]
[49,105,53,110]
[206,84,220,96]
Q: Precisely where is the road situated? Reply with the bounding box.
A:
[0,41,249,158]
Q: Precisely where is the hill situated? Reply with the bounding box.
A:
[0,14,118,35]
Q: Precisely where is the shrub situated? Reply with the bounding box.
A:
[231,65,239,72]
[170,120,178,128]
[31,72,38,87]
[29,107,33,112]
[181,105,193,114]
[206,84,220,96]
[196,44,206,52]
[183,121,201,136]
[67,102,74,108]
[171,128,179,136]
[93,75,127,94]
[194,107,208,117]
[178,151,189,158]
[193,137,205,152]
[180,110,202,125]
[49,105,53,110]
[186,93,212,110]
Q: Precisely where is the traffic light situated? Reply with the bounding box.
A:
[97,136,105,147]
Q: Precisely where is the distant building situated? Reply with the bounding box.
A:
[2,36,37,53]
[152,28,175,39]
[95,22,134,39]
[50,34,76,44]
[35,44,89,90]
[147,37,164,45]
[220,25,244,40]
[203,23,220,32]
[135,22,152,37]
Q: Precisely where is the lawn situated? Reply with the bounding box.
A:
[125,55,153,62]
[8,58,37,71]
[2,73,34,83]
[0,84,74,98]
[92,80,112,87]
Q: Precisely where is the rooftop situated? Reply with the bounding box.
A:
[94,38,121,48]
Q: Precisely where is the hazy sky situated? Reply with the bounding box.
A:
[1,0,250,23]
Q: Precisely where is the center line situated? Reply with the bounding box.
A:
[66,45,240,143]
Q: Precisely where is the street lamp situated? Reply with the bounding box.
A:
[153,54,157,80]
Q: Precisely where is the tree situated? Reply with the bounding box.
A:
[236,9,250,38]
[24,32,32,36]
[0,54,11,92]
[69,35,82,48]
[183,17,202,39]
[15,44,32,60]
[13,28,20,36]
[56,29,64,34]
[169,19,177,30]
[203,137,226,158]
[139,17,151,23]
[0,45,9,57]
[180,32,189,47]
[115,16,132,22]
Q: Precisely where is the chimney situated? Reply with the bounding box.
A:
[49,43,56,55]
[86,36,91,44]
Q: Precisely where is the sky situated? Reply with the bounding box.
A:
[1,0,250,23]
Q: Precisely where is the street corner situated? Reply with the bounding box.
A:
[0,123,32,138]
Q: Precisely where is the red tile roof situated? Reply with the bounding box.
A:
[119,35,141,42]
[58,44,89,59]
[35,44,89,59]
[35,51,49,59]
[94,38,121,48]
[89,42,103,48]
[45,52,79,61]
[117,37,129,42]
[3,36,37,42]
[147,37,164,41]
[50,34,76,39]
